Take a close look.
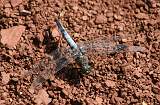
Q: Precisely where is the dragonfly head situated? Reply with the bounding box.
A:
[75,54,91,74]
[81,64,91,74]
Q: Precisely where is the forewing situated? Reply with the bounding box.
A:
[78,39,146,56]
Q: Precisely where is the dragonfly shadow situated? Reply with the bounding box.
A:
[55,65,81,85]
[43,28,58,54]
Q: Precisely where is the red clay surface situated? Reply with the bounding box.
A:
[0,0,160,105]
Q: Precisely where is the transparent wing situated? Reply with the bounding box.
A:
[78,38,146,56]
[30,47,74,88]
[50,48,74,74]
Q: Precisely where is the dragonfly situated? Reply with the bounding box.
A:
[30,19,146,88]
[46,20,146,73]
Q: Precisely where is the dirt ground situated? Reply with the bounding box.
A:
[0,0,160,105]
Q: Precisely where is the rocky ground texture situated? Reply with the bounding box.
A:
[0,0,160,105]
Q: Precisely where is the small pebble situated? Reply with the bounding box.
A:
[82,16,88,20]
[20,10,31,16]
[114,14,122,21]
[11,77,18,82]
